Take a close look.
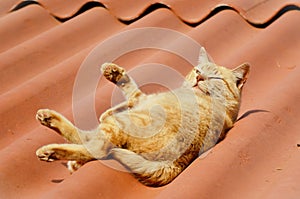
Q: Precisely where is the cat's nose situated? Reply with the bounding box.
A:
[197,73,205,82]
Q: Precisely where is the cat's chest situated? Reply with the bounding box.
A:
[111,88,204,125]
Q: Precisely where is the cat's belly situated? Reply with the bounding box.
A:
[100,87,216,161]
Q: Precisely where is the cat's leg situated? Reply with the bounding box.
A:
[36,109,83,144]
[36,143,96,172]
[36,143,94,162]
[109,148,182,187]
[100,63,145,121]
[101,63,144,101]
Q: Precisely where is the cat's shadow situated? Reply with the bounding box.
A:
[51,179,64,183]
[50,162,69,183]
[237,109,269,122]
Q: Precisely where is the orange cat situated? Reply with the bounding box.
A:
[36,48,249,187]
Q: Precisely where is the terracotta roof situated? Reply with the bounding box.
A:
[0,0,300,198]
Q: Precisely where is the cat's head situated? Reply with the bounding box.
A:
[185,47,250,99]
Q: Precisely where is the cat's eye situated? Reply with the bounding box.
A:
[208,76,223,80]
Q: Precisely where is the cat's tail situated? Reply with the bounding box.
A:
[109,148,182,187]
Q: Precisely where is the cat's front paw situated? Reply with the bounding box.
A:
[36,109,61,128]
[36,146,57,162]
[101,63,126,84]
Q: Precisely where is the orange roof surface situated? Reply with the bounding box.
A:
[0,0,300,198]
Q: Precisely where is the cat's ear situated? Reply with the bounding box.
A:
[198,47,210,64]
[232,63,250,89]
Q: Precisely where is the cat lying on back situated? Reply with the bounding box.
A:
[36,48,249,187]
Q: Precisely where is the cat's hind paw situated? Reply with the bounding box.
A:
[36,146,57,162]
